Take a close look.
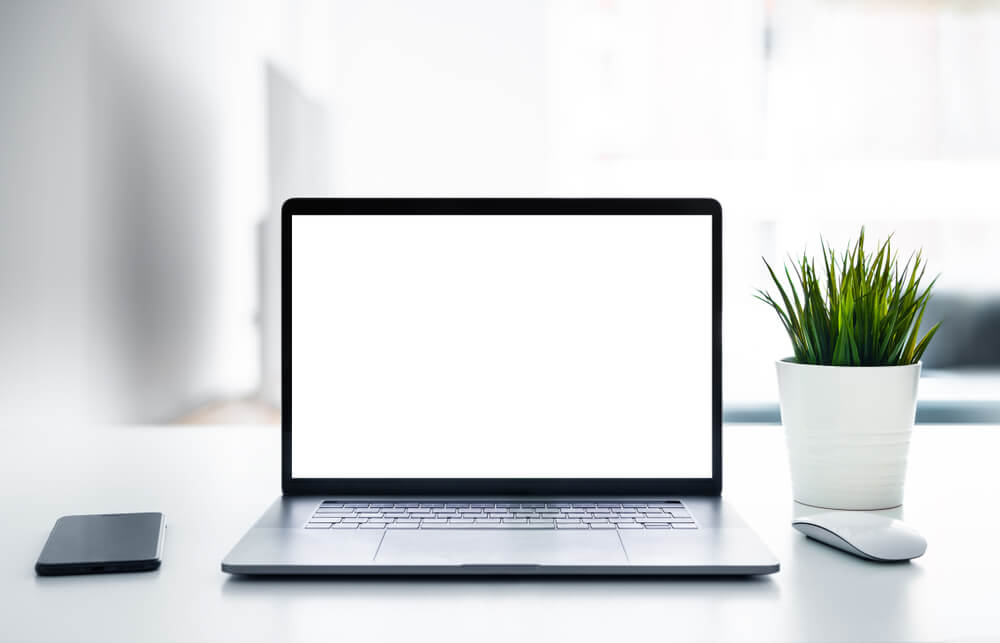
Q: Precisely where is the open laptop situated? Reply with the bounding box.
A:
[222,198,779,575]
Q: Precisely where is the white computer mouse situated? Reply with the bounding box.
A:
[792,511,927,561]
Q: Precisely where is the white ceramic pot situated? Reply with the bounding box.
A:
[775,358,921,510]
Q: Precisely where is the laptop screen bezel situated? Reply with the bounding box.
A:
[282,198,722,496]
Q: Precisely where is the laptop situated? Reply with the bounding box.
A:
[222,197,779,575]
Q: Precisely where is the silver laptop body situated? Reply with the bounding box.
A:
[223,198,779,575]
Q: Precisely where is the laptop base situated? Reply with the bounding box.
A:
[222,496,779,575]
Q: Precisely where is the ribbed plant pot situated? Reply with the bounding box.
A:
[776,358,921,510]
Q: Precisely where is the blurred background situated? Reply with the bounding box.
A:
[2,0,998,427]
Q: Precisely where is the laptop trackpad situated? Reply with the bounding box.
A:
[376,530,627,565]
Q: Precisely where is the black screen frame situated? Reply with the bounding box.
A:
[282,198,722,496]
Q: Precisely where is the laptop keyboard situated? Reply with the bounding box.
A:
[305,501,696,530]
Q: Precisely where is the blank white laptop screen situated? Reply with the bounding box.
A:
[291,213,713,478]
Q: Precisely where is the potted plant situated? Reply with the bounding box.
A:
[755,229,940,510]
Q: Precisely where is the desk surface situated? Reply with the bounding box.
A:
[3,424,995,642]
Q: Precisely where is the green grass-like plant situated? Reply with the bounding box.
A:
[755,228,940,366]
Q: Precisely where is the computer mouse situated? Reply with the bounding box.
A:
[792,511,926,561]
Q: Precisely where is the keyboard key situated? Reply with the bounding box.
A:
[394,502,421,507]
[528,519,555,525]
[493,523,548,529]
[445,503,470,508]
[448,519,475,524]
[332,523,358,529]
[475,519,501,524]
[590,523,617,529]
[502,519,528,524]
[495,503,517,508]
[617,523,643,529]
[356,512,383,518]
[340,518,368,524]
[424,523,471,529]
[556,523,589,529]
[387,522,419,529]
[644,524,672,529]
[344,503,370,508]
[520,503,546,508]
[360,522,388,529]
[420,503,445,508]
[421,518,447,524]
[370,503,394,508]
[470,503,493,508]
[622,503,647,508]
[548,503,572,508]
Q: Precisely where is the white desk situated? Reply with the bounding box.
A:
[3,424,995,642]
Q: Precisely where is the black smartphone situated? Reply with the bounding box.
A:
[35,512,165,576]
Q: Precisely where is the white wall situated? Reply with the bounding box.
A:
[326,0,549,196]
[0,0,271,424]
[0,1,93,425]
[87,0,266,422]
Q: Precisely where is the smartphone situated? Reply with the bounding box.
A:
[35,512,165,576]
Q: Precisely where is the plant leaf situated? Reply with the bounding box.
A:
[754,228,940,366]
